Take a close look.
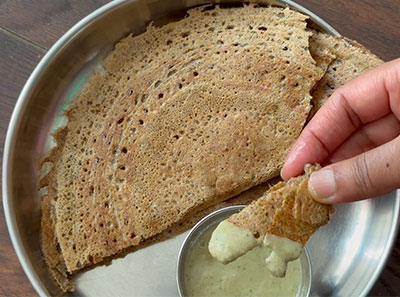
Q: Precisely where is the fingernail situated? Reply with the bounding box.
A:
[309,169,336,202]
[280,168,288,181]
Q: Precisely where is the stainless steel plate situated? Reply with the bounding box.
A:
[2,0,399,297]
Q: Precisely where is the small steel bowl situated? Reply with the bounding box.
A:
[177,206,312,297]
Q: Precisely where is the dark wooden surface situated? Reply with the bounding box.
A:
[0,0,399,296]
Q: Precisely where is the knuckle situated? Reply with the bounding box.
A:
[334,92,361,130]
[351,154,374,197]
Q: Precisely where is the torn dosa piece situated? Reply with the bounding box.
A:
[209,164,334,277]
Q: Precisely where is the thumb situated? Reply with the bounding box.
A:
[308,136,400,204]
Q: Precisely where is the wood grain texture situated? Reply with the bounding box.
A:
[0,204,36,297]
[0,1,399,297]
[295,0,400,62]
[0,29,45,173]
[0,30,44,297]
[0,0,110,49]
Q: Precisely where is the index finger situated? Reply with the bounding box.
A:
[281,58,400,180]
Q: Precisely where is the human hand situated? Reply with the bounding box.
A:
[281,58,400,204]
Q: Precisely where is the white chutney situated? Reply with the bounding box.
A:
[185,225,302,297]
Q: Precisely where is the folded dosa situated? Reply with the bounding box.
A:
[41,4,321,279]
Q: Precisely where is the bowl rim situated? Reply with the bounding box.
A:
[176,205,245,297]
